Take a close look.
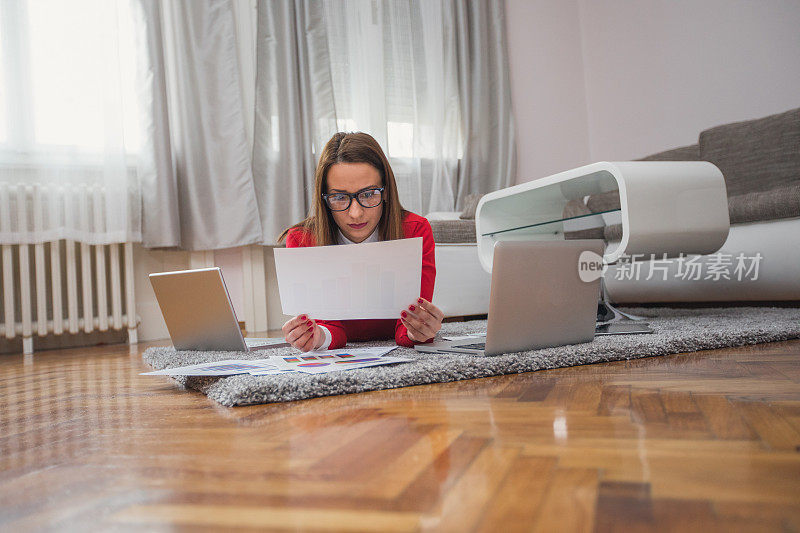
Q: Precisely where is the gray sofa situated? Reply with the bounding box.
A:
[429,107,800,309]
[590,107,799,241]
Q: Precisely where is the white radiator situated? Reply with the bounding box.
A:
[0,184,138,354]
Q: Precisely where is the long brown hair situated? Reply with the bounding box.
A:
[279,132,406,245]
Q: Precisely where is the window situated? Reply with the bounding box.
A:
[0,0,141,162]
[324,1,461,161]
[321,1,462,213]
[0,0,143,245]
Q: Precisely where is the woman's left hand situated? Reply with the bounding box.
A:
[400,297,444,343]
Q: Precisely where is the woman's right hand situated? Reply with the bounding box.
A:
[282,314,323,352]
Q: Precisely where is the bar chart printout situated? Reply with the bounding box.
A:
[274,237,422,320]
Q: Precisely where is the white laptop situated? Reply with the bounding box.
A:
[149,267,288,352]
[416,240,603,356]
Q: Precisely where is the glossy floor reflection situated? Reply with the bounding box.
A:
[1,339,800,531]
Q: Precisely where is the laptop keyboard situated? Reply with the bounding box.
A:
[453,342,486,350]
[245,338,290,348]
[245,339,267,347]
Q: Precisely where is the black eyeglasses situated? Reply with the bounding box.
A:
[322,187,385,212]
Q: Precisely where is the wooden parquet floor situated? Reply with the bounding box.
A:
[2,338,800,532]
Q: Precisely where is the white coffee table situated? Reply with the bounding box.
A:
[474,161,730,272]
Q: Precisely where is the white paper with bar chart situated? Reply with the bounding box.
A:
[274,238,422,320]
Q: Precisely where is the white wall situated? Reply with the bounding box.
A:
[133,246,192,342]
[579,0,800,160]
[505,0,590,183]
[505,0,800,179]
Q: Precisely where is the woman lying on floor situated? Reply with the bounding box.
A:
[278,132,444,352]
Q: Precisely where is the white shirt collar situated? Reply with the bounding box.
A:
[337,226,381,245]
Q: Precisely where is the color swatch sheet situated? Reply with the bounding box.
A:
[267,347,411,374]
[142,347,412,376]
[140,359,286,376]
[273,237,422,320]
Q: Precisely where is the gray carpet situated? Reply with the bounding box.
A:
[142,307,800,407]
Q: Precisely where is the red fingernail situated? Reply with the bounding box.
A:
[306,320,312,326]
[401,311,407,318]
[417,298,423,304]
[307,326,313,332]
[408,305,415,311]
[299,315,307,321]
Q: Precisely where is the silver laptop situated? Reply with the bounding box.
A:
[149,267,288,352]
[416,240,603,356]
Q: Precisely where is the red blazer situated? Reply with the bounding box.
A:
[285,211,436,348]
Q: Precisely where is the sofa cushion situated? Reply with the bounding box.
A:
[562,199,605,240]
[699,107,800,196]
[459,193,484,220]
[586,190,621,213]
[593,182,800,237]
[728,183,800,225]
[429,219,477,243]
[637,144,700,161]
[604,223,623,242]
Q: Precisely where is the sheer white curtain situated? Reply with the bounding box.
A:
[253,0,515,240]
[323,0,461,215]
[254,0,515,242]
[0,0,142,245]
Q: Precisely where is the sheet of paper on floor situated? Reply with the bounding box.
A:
[274,237,422,320]
[248,368,296,376]
[142,348,404,377]
[310,346,398,357]
[270,347,411,374]
[273,356,413,374]
[141,359,279,376]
